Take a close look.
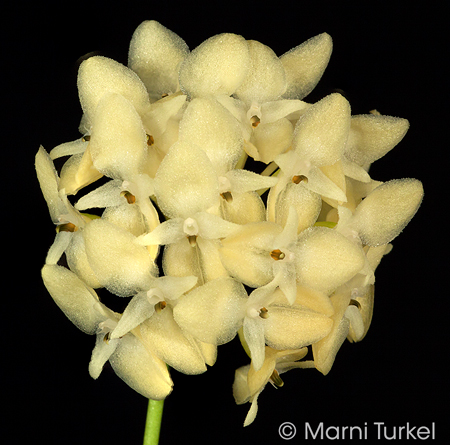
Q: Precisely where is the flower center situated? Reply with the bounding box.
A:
[120,190,136,204]
[270,249,286,260]
[56,222,78,233]
[292,174,308,184]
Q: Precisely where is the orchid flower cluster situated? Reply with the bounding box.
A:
[36,20,423,427]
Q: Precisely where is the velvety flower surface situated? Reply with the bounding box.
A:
[36,20,423,427]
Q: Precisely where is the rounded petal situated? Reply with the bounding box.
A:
[281,33,333,100]
[140,306,207,375]
[274,182,322,233]
[219,222,282,287]
[294,227,366,293]
[179,97,244,173]
[345,114,409,166]
[83,219,157,297]
[250,118,294,164]
[109,334,173,400]
[65,231,102,289]
[89,93,148,179]
[41,264,102,334]
[154,141,219,219]
[128,20,189,100]
[351,178,424,247]
[234,40,286,104]
[220,191,266,225]
[179,33,250,98]
[264,305,332,350]
[293,93,351,166]
[173,277,247,345]
[162,237,229,284]
[77,56,150,125]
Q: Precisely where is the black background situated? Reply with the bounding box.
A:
[4,2,448,444]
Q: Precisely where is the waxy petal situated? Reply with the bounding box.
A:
[140,306,207,375]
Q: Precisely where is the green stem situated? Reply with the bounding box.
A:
[143,398,164,445]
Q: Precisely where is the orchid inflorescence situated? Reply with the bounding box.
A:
[36,20,423,426]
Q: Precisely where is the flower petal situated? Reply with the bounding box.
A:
[89,93,148,179]
[179,97,244,173]
[294,227,365,293]
[234,40,286,104]
[41,264,102,334]
[109,334,173,400]
[345,114,409,166]
[179,33,250,98]
[140,306,207,375]
[293,93,351,167]
[281,33,332,100]
[351,178,424,247]
[264,305,332,350]
[77,55,150,125]
[83,219,157,297]
[128,20,189,101]
[173,277,247,345]
[154,141,219,219]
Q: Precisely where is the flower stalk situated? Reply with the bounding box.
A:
[143,398,164,445]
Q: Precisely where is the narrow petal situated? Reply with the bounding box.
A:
[45,231,72,265]
[89,334,119,379]
[243,316,266,371]
[110,293,155,339]
[49,139,88,160]
[137,218,184,246]
[35,146,63,223]
[75,179,123,210]
[225,169,278,194]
